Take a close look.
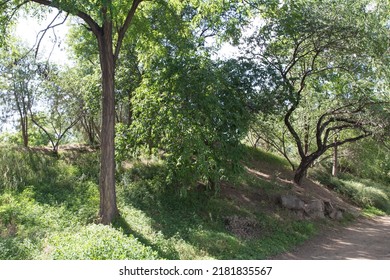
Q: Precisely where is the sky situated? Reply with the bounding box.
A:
[15,11,71,65]
[0,12,70,133]
[14,9,244,65]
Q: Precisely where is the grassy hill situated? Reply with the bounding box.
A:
[0,145,388,259]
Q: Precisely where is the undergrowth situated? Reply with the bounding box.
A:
[0,147,319,259]
[315,171,390,214]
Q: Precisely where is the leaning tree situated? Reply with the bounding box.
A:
[243,0,389,184]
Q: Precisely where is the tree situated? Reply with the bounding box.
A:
[29,64,83,153]
[1,0,144,223]
[1,0,252,224]
[111,2,254,190]
[0,43,43,147]
[244,0,389,185]
[57,63,102,146]
[122,55,251,190]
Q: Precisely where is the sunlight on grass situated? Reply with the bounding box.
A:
[0,147,322,259]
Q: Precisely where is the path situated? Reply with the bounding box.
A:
[273,216,390,260]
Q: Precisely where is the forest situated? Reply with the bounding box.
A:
[0,0,389,260]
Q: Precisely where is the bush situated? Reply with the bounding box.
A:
[315,172,390,213]
[44,224,158,260]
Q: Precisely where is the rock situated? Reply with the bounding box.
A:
[305,199,325,219]
[329,209,344,220]
[324,200,344,220]
[280,195,305,211]
[324,200,334,216]
[294,210,306,220]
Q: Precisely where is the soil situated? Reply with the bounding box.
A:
[271,215,390,260]
[237,158,390,260]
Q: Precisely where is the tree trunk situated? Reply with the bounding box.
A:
[293,154,319,185]
[97,23,119,225]
[293,160,309,185]
[332,135,338,177]
[21,116,28,148]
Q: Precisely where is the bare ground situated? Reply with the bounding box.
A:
[271,215,390,260]
[241,157,390,260]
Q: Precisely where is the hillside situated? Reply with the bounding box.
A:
[0,145,388,260]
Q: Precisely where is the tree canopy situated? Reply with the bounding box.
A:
[243,0,389,184]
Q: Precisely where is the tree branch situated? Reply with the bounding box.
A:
[284,104,305,159]
[325,132,372,151]
[114,0,143,64]
[5,0,29,22]
[33,11,68,58]
[29,0,101,37]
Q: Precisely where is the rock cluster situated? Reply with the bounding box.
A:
[280,194,345,220]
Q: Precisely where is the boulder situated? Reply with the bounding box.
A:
[280,195,305,211]
[329,209,343,220]
[305,199,325,219]
[324,200,344,220]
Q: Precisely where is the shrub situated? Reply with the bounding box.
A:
[44,224,158,260]
[315,172,390,213]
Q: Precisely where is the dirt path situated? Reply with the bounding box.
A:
[272,216,390,260]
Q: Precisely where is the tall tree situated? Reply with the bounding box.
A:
[1,0,144,224]
[0,43,43,147]
[1,0,252,223]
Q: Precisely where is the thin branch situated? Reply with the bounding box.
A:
[30,111,56,151]
[6,0,29,22]
[325,133,372,151]
[33,11,68,58]
[284,34,317,74]
[323,123,366,145]
[0,1,12,8]
[30,0,101,37]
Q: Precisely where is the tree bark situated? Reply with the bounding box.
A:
[293,159,310,185]
[21,116,28,148]
[293,153,320,185]
[332,135,338,177]
[97,22,119,225]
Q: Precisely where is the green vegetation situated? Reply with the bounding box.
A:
[0,0,388,260]
[315,171,390,214]
[0,147,318,260]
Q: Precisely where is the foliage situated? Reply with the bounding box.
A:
[117,56,251,189]
[29,64,84,151]
[51,63,102,145]
[115,156,317,259]
[339,139,390,184]
[44,224,158,260]
[0,147,318,260]
[243,145,291,170]
[0,42,42,147]
[243,0,390,184]
[315,171,390,213]
[0,148,156,259]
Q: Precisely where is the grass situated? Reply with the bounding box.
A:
[0,146,320,259]
[244,146,292,170]
[315,171,390,214]
[0,148,154,260]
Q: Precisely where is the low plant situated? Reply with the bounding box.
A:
[315,172,390,213]
[43,224,158,260]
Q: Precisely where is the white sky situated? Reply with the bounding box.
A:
[15,11,71,65]
[0,12,70,133]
